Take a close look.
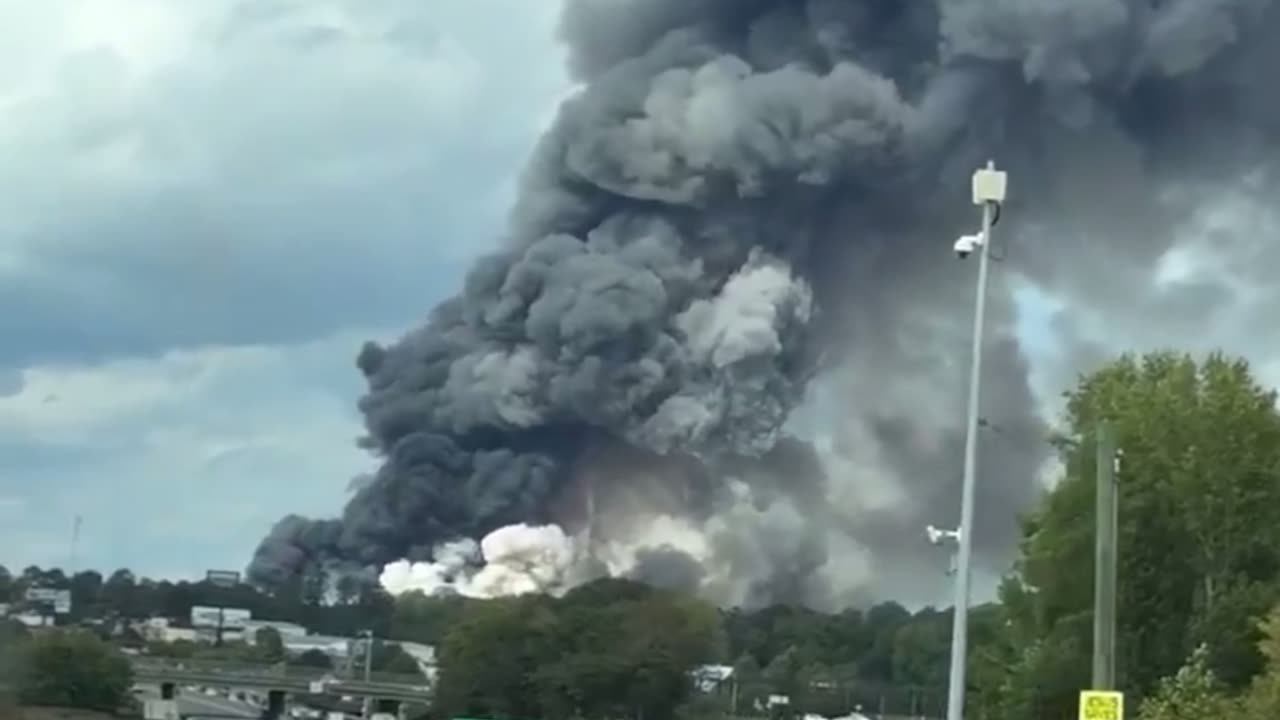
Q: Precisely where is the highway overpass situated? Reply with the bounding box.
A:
[129,657,432,705]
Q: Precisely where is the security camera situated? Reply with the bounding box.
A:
[926,525,955,546]
[926,525,944,545]
[953,233,984,259]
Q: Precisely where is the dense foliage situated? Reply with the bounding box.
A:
[8,350,1280,719]
[0,629,133,712]
[976,352,1280,718]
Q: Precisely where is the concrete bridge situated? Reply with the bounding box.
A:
[130,657,430,719]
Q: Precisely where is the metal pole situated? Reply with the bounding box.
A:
[216,605,225,648]
[1092,421,1118,689]
[362,630,374,718]
[944,167,997,720]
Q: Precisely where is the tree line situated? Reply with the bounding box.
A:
[8,351,1280,719]
[0,565,397,639]
[1,564,959,716]
[401,582,973,719]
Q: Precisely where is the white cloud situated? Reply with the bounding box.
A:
[0,1,570,575]
[0,329,391,576]
[0,0,570,369]
[0,0,576,571]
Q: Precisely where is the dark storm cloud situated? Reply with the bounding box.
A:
[250,0,1280,607]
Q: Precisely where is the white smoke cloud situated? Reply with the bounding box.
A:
[380,523,581,599]
[677,250,813,368]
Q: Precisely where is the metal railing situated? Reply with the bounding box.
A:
[129,657,431,701]
[132,657,424,685]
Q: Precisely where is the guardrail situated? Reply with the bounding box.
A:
[131,657,423,686]
[130,657,431,702]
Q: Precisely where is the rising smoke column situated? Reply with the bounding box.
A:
[249,0,1280,608]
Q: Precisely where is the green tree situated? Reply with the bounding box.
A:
[1238,605,1280,718]
[1136,644,1236,720]
[292,649,333,669]
[613,592,723,719]
[0,619,30,684]
[891,609,950,689]
[255,627,285,663]
[370,641,422,676]
[992,352,1280,715]
[435,596,557,719]
[436,580,721,720]
[69,571,104,619]
[101,569,139,618]
[392,590,467,644]
[16,629,133,712]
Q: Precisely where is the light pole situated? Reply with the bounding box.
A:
[944,160,1008,720]
[361,629,374,718]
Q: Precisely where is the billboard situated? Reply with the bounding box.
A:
[205,570,241,587]
[26,588,71,614]
[191,605,251,629]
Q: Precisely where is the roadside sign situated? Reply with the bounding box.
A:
[26,588,71,615]
[1079,690,1124,720]
[191,605,250,629]
[206,570,241,587]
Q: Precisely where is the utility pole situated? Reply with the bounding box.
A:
[1092,421,1119,689]
[944,160,1008,720]
[361,630,374,718]
[69,515,81,576]
[215,605,226,648]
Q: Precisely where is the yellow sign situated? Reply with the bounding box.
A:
[1079,690,1124,720]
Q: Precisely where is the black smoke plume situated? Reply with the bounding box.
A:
[249,0,1280,608]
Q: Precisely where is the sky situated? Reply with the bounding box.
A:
[5,0,1268,587]
[0,0,569,580]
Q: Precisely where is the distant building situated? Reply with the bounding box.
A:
[195,627,244,643]
[154,626,199,643]
[692,664,734,693]
[284,634,352,659]
[243,619,308,640]
[397,641,438,683]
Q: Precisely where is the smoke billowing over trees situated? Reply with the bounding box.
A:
[248,0,1280,609]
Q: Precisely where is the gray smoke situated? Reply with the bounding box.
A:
[249,0,1280,608]
[627,546,706,593]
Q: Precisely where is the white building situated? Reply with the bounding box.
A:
[153,626,199,643]
[397,641,438,683]
[692,664,734,693]
[12,613,52,628]
[284,634,352,659]
[195,627,244,643]
[242,619,308,641]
